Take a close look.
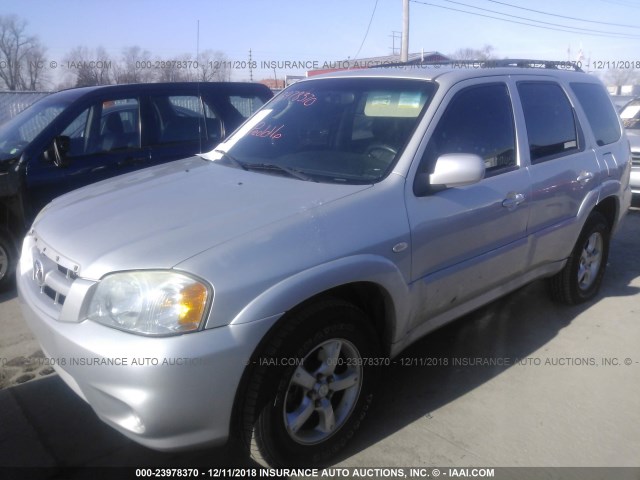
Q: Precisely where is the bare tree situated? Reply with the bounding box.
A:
[113,46,154,84]
[22,39,47,90]
[0,15,41,90]
[198,50,231,82]
[604,69,640,95]
[450,44,496,61]
[64,46,112,87]
[155,54,197,83]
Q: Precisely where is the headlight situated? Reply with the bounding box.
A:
[87,271,210,336]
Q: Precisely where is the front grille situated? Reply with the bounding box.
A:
[43,286,66,305]
[632,152,640,166]
[57,263,78,280]
[30,242,79,308]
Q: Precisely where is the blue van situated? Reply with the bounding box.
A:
[0,82,273,289]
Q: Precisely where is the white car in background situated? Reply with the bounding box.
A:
[620,98,640,198]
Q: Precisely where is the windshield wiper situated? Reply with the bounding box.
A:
[242,162,316,182]
[213,149,248,171]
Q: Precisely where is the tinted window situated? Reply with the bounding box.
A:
[518,82,578,163]
[0,97,68,161]
[570,83,621,146]
[150,95,205,146]
[230,95,265,118]
[421,83,516,175]
[62,98,140,156]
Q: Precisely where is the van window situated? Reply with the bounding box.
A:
[230,95,266,118]
[517,82,578,163]
[62,98,140,156]
[150,95,206,146]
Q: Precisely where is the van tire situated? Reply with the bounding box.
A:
[0,230,16,292]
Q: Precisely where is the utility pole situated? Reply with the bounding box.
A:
[390,31,401,55]
[401,0,409,62]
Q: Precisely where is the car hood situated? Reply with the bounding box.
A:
[33,156,371,280]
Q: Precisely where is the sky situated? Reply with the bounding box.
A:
[4,0,640,87]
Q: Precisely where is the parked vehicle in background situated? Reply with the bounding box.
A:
[18,62,631,467]
[0,82,272,289]
[619,97,640,199]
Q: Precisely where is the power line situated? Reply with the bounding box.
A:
[353,0,380,60]
[599,0,640,8]
[409,0,640,39]
[487,0,640,29]
[441,0,640,37]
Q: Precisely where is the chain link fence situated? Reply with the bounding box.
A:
[0,92,52,126]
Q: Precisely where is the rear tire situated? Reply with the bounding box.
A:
[242,299,380,467]
[549,211,610,304]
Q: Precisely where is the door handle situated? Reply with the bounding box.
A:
[577,171,594,185]
[502,192,525,209]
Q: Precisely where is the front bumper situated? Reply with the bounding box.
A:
[17,247,280,451]
[631,165,640,195]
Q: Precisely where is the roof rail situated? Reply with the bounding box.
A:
[374,58,584,73]
[483,59,583,72]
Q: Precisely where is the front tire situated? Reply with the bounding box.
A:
[549,211,610,304]
[242,299,380,467]
[0,230,16,292]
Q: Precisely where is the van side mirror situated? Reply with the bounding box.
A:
[414,153,486,197]
[50,136,71,168]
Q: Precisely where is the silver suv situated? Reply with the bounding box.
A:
[17,62,632,467]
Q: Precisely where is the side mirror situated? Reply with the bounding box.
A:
[50,136,71,168]
[414,153,485,196]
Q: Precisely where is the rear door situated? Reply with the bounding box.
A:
[203,84,272,137]
[514,79,602,267]
[405,79,531,329]
[143,91,213,165]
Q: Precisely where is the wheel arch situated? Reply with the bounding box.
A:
[226,254,410,353]
[592,194,618,232]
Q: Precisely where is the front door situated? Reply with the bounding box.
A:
[405,80,531,330]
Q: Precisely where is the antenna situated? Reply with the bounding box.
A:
[196,19,203,154]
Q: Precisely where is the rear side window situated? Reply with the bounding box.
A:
[570,82,621,146]
[150,95,205,146]
[230,95,266,118]
[518,82,578,163]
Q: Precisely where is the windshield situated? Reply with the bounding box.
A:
[209,78,436,184]
[621,99,640,130]
[0,94,70,161]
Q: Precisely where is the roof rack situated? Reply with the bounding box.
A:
[483,59,583,72]
[373,58,583,73]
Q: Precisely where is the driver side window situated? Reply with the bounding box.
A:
[419,83,516,177]
[60,98,140,157]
